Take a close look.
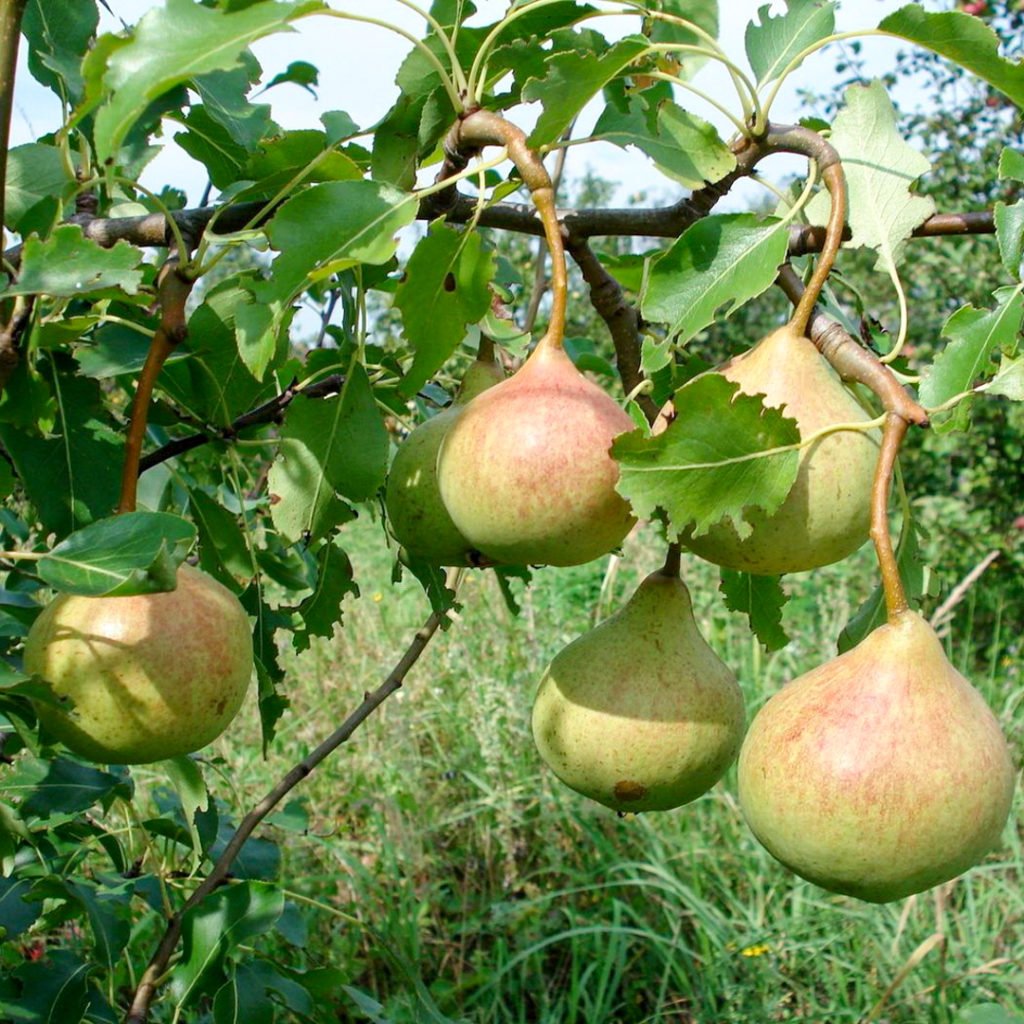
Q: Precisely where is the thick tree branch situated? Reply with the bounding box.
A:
[124,603,449,1024]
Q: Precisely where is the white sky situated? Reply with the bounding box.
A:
[8,0,945,207]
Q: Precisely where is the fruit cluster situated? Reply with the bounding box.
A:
[383,319,1015,904]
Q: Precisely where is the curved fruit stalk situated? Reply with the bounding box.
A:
[385,356,504,566]
[437,341,637,566]
[737,610,1015,903]
[532,562,745,812]
[684,324,880,574]
[26,564,254,764]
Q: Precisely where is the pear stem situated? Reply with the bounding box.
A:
[789,161,846,338]
[117,263,194,513]
[870,413,910,621]
[659,542,682,580]
[452,110,567,350]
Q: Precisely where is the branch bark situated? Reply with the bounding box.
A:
[124,604,449,1023]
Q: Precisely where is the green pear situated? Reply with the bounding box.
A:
[684,325,880,575]
[437,342,636,567]
[738,610,1015,902]
[532,569,745,812]
[385,358,504,566]
[26,564,254,764]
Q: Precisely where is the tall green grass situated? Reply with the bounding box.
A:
[215,517,1024,1023]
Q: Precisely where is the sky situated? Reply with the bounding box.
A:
[7,0,946,208]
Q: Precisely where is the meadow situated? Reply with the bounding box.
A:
[211,514,1024,1024]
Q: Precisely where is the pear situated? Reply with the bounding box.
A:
[25,564,254,764]
[684,325,880,575]
[738,610,1015,902]
[385,358,504,566]
[532,568,745,812]
[437,342,636,566]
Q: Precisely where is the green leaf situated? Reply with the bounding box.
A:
[824,81,935,275]
[191,489,257,592]
[395,224,496,397]
[986,353,1024,401]
[171,881,285,1007]
[995,200,1024,280]
[0,367,122,536]
[292,541,358,653]
[75,322,190,378]
[953,1005,1024,1024]
[174,105,249,189]
[2,225,144,298]
[10,757,132,819]
[919,287,1024,431]
[592,89,737,190]
[257,180,416,308]
[162,755,211,871]
[36,511,196,597]
[194,63,274,152]
[719,570,789,651]
[213,959,315,1024]
[92,0,319,164]
[268,363,389,545]
[523,36,649,146]
[2,949,96,1023]
[745,0,835,87]
[999,148,1024,184]
[32,878,132,971]
[640,213,789,344]
[646,1,719,77]
[0,878,41,940]
[22,0,98,104]
[612,374,800,538]
[879,6,1024,109]
[839,517,928,652]
[3,144,74,235]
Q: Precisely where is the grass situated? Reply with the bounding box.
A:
[210,515,1024,1024]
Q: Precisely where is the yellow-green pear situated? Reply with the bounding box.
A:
[685,325,880,575]
[437,342,636,567]
[385,358,504,566]
[26,564,253,764]
[738,610,1015,902]
[532,568,745,812]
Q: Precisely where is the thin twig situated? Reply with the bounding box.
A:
[0,0,28,243]
[929,550,1001,634]
[124,603,450,1023]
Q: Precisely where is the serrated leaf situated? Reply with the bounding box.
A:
[826,81,935,275]
[395,224,496,397]
[592,90,737,189]
[2,225,144,299]
[613,374,800,538]
[22,0,98,104]
[999,148,1024,184]
[92,0,318,164]
[879,6,1024,109]
[268,363,388,545]
[919,287,1024,431]
[523,36,649,146]
[995,200,1024,279]
[36,512,196,597]
[719,570,789,651]
[745,0,835,87]
[838,516,927,652]
[3,144,74,235]
[257,180,415,308]
[986,353,1024,400]
[641,213,789,344]
[646,1,719,77]
[292,541,358,652]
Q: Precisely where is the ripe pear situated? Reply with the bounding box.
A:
[684,325,880,575]
[532,568,745,812]
[437,342,636,566]
[25,564,254,764]
[385,358,504,566]
[738,610,1015,902]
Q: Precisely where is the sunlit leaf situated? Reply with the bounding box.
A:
[745,0,835,86]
